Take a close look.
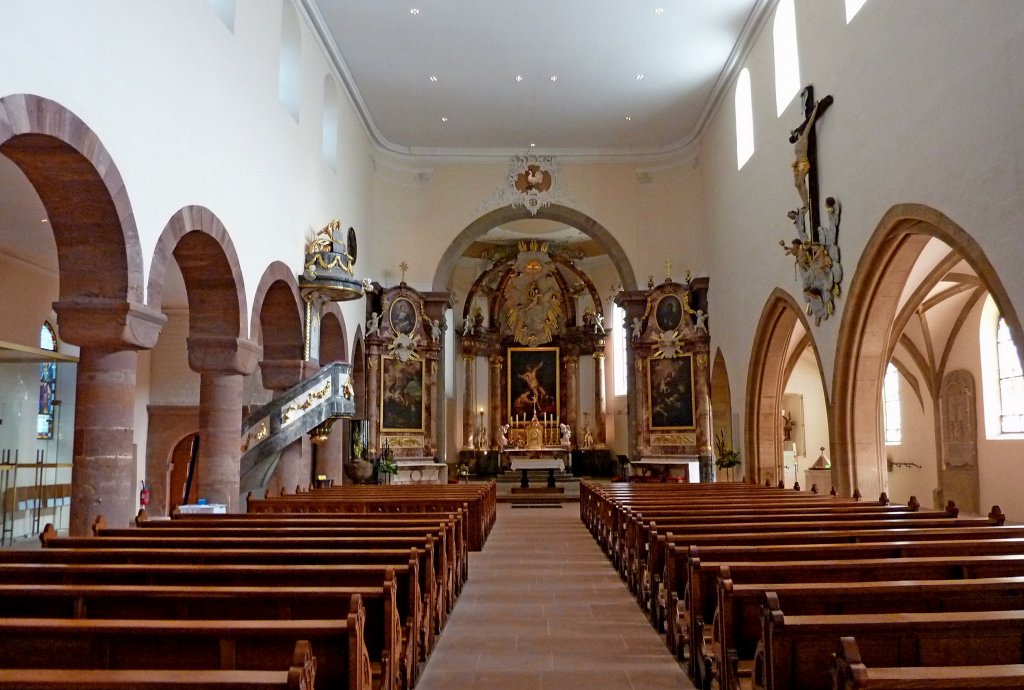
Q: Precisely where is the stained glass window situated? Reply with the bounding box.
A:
[37,322,57,440]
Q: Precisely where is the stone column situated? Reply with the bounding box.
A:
[54,299,166,536]
[462,353,475,448]
[422,293,452,460]
[694,352,713,482]
[189,335,261,512]
[563,354,579,435]
[366,351,381,455]
[489,355,503,449]
[593,352,607,446]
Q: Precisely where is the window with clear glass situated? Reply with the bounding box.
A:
[996,317,1024,433]
[38,322,57,440]
[883,362,901,444]
[735,68,754,170]
[846,0,869,23]
[613,306,627,396]
[773,0,800,116]
[279,2,301,121]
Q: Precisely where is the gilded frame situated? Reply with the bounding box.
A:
[388,296,419,335]
[647,354,695,430]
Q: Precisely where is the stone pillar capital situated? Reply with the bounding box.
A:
[54,298,166,350]
[259,358,320,392]
[187,335,262,375]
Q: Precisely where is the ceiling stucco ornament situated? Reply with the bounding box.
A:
[479,155,568,217]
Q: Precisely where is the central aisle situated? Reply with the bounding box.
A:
[416,502,695,690]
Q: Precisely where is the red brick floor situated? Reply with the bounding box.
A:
[416,503,695,690]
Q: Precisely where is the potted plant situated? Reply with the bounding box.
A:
[456,463,470,484]
[377,439,398,485]
[713,429,741,481]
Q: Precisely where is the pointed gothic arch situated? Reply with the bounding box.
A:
[832,203,1023,499]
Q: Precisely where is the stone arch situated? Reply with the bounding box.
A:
[0,94,146,307]
[431,203,638,292]
[745,288,830,486]
[320,304,349,363]
[351,327,365,419]
[710,348,734,462]
[833,203,1021,499]
[148,205,249,341]
[250,262,304,360]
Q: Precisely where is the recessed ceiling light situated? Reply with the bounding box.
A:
[40,218,49,223]
[530,143,536,148]
[409,8,420,15]
[429,75,438,82]
[655,7,665,15]
[636,74,644,81]
[515,75,523,83]
[550,75,558,82]
[441,116,448,122]
[625,116,632,121]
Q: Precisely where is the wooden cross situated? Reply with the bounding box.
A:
[789,85,833,235]
[399,261,409,284]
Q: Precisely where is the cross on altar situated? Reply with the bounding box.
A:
[664,258,672,280]
[399,261,409,284]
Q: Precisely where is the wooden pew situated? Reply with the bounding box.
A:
[716,576,1024,690]
[0,582,399,690]
[0,640,314,689]
[830,636,1024,690]
[0,559,422,687]
[0,599,372,690]
[759,599,1024,690]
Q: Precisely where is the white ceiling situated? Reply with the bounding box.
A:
[303,0,771,159]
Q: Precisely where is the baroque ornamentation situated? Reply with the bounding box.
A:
[501,241,565,346]
[651,433,697,446]
[478,155,570,217]
[651,329,684,359]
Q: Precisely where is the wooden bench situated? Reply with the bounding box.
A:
[759,599,1024,690]
[716,576,1024,690]
[0,581,400,690]
[831,636,1024,689]
[0,641,314,689]
[0,601,371,690]
[0,559,422,687]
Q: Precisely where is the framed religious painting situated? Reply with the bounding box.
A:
[381,357,424,431]
[647,355,695,430]
[507,347,559,421]
[388,296,418,336]
[655,294,683,332]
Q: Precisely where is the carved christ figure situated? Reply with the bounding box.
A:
[789,93,833,211]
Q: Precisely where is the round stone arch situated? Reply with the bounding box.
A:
[250,262,304,360]
[319,303,349,364]
[431,203,638,292]
[147,205,251,348]
[745,288,831,487]
[832,203,1022,500]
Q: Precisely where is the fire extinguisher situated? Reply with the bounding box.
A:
[139,480,151,507]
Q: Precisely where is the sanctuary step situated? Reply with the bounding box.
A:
[495,470,576,483]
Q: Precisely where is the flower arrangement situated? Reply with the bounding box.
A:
[456,463,470,481]
[713,429,741,470]
[377,439,398,481]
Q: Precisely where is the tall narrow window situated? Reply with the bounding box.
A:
[773,0,800,116]
[883,362,901,444]
[37,322,57,440]
[846,0,869,23]
[735,68,754,170]
[996,318,1024,433]
[279,1,301,121]
[613,306,627,396]
[322,75,340,169]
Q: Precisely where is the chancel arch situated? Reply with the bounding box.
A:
[833,203,1023,510]
[745,288,831,489]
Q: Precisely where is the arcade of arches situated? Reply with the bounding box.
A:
[2,96,1024,537]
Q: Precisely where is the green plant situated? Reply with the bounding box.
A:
[377,440,398,476]
[713,429,741,469]
[456,463,470,479]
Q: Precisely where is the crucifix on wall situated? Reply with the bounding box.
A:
[789,85,833,236]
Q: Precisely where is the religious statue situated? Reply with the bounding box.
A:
[430,318,441,344]
[498,423,510,450]
[630,316,643,341]
[593,311,606,335]
[789,91,833,211]
[781,411,796,442]
[462,316,474,337]
[582,426,594,450]
[693,309,708,335]
[366,311,380,336]
[559,423,572,447]
[303,219,356,279]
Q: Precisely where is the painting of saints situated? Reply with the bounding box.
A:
[389,297,418,335]
[381,358,424,431]
[655,295,683,332]
[508,347,559,419]
[648,355,695,429]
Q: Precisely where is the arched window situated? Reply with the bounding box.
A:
[279,1,301,121]
[613,305,627,396]
[773,0,800,116]
[735,68,754,170]
[37,322,57,440]
[322,75,340,170]
[996,317,1024,433]
[846,0,869,23]
[882,362,901,444]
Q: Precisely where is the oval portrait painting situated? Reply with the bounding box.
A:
[655,295,683,332]
[389,297,418,335]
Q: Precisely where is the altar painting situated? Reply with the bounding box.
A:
[648,355,694,429]
[381,357,424,431]
[507,347,559,421]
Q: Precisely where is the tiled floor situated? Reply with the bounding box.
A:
[416,502,695,690]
